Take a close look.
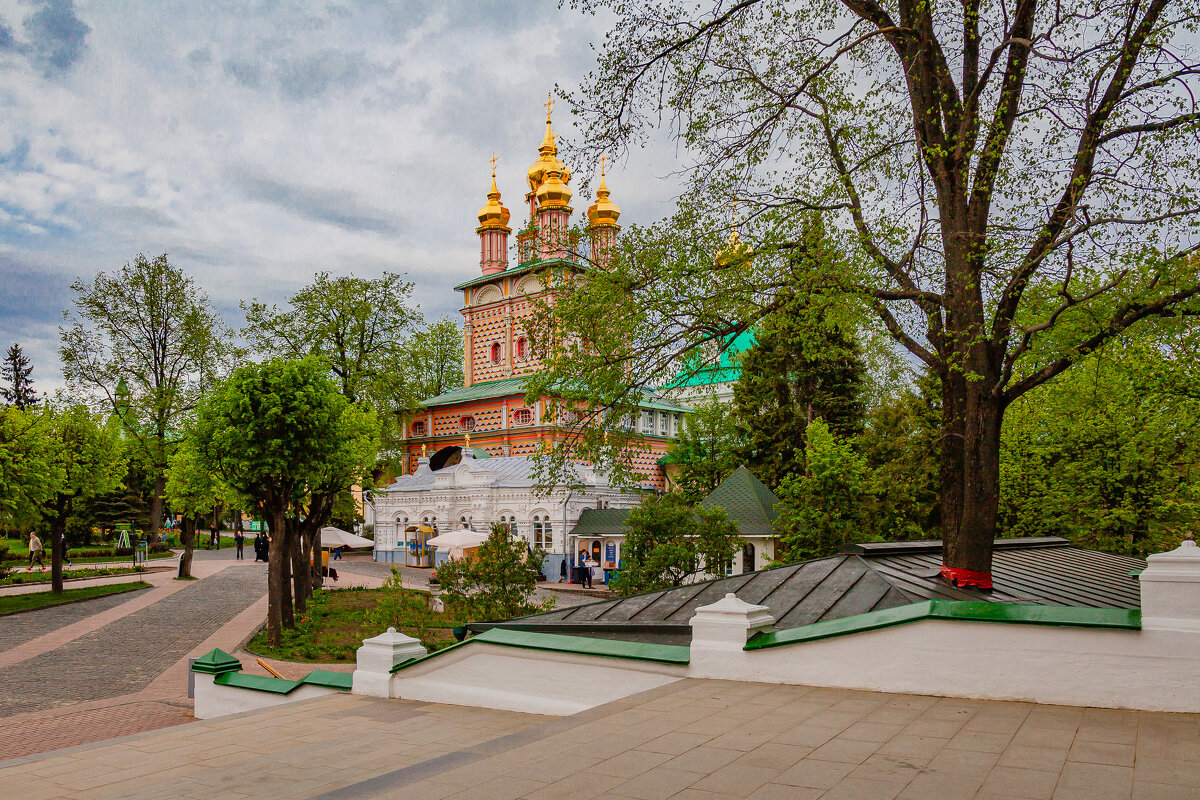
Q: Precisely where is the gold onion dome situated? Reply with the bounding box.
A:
[715,229,753,267]
[477,165,510,230]
[527,95,570,194]
[587,160,620,228]
[536,162,573,208]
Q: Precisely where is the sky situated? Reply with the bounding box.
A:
[0,0,684,391]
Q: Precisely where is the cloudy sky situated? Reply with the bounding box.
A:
[0,0,683,390]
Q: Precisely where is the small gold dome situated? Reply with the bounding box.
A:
[587,160,620,228]
[536,162,573,208]
[477,170,511,231]
[715,229,753,267]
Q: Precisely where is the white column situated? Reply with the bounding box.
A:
[688,593,774,679]
[352,627,427,698]
[1140,538,1200,632]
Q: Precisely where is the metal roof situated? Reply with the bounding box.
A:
[420,377,528,407]
[699,466,779,537]
[479,538,1145,645]
[571,508,633,537]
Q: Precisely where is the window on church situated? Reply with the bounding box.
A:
[459,415,476,432]
[642,411,653,432]
[659,414,669,436]
[411,420,426,436]
[516,337,528,360]
[513,408,532,425]
[532,514,552,550]
[490,341,502,364]
[498,514,516,535]
[459,514,473,530]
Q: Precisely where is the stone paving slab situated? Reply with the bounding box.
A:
[3,679,1199,799]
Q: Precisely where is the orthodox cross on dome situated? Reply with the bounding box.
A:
[544,91,554,121]
[490,152,498,177]
[599,152,607,177]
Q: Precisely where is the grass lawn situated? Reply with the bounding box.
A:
[0,581,152,615]
[0,565,149,587]
[247,586,465,663]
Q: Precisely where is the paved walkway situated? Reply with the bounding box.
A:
[0,558,269,759]
[2,679,1198,799]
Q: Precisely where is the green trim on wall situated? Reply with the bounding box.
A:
[390,627,690,673]
[190,648,242,675]
[303,670,354,691]
[214,672,301,694]
[745,600,1141,651]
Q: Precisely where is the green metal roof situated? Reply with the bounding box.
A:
[452,258,586,291]
[420,377,528,406]
[664,331,756,390]
[571,508,632,537]
[699,466,780,537]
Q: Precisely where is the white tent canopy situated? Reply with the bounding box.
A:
[318,527,374,549]
[426,529,489,550]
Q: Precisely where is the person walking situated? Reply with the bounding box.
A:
[234,530,245,560]
[61,533,73,568]
[28,532,44,570]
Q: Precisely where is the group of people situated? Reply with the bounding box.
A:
[566,551,598,588]
[26,531,72,570]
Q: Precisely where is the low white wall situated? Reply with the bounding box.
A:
[389,643,684,715]
[693,621,1200,712]
[192,673,343,720]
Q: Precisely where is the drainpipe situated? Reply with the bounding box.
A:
[561,489,573,580]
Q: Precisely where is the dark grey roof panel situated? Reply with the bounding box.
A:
[733,562,809,606]
[632,581,711,621]
[775,557,868,628]
[662,573,759,623]
[561,599,625,622]
[594,589,668,622]
[819,567,895,622]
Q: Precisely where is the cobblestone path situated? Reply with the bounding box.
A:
[0,567,265,718]
[0,586,152,652]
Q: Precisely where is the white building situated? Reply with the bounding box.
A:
[369,449,644,577]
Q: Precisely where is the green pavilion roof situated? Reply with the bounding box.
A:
[699,466,780,538]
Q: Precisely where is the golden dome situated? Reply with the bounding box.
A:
[587,157,620,228]
[536,162,573,208]
[476,162,511,231]
[526,93,570,195]
[715,229,753,267]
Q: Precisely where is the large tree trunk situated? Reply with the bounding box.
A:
[266,510,286,646]
[290,524,308,615]
[148,475,165,542]
[177,514,197,579]
[938,344,1004,586]
[280,520,294,629]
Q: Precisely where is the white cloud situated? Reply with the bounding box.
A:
[0,0,686,392]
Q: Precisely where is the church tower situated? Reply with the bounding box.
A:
[476,156,510,275]
[587,155,621,268]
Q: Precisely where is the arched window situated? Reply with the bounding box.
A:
[459,513,473,530]
[490,341,502,364]
[531,514,552,550]
[516,337,528,360]
[498,514,516,535]
[422,514,438,532]
[513,408,532,426]
[459,415,476,432]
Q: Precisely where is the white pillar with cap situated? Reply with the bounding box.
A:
[1140,538,1200,632]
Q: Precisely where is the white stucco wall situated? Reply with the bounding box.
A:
[389,643,684,716]
[192,673,343,720]
[688,620,1200,713]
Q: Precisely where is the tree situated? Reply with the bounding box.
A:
[243,271,421,455]
[556,0,1200,582]
[858,373,942,541]
[774,419,873,562]
[615,495,743,596]
[435,523,552,620]
[0,406,56,531]
[191,358,379,645]
[666,398,742,501]
[1,343,37,409]
[404,317,464,401]
[999,327,1200,555]
[60,253,235,542]
[165,436,226,579]
[731,296,865,489]
[33,404,127,592]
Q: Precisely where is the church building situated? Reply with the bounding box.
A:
[370,102,689,578]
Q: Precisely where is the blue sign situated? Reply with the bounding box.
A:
[605,543,617,564]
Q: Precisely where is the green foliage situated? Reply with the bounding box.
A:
[60,253,236,535]
[403,317,465,402]
[192,357,379,516]
[1,343,37,409]
[0,406,57,526]
[667,399,742,501]
[436,523,552,621]
[998,329,1200,556]
[616,495,743,596]
[731,294,865,490]
[775,420,874,562]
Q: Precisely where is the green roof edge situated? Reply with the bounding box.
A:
[391,627,690,672]
[745,600,1141,651]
